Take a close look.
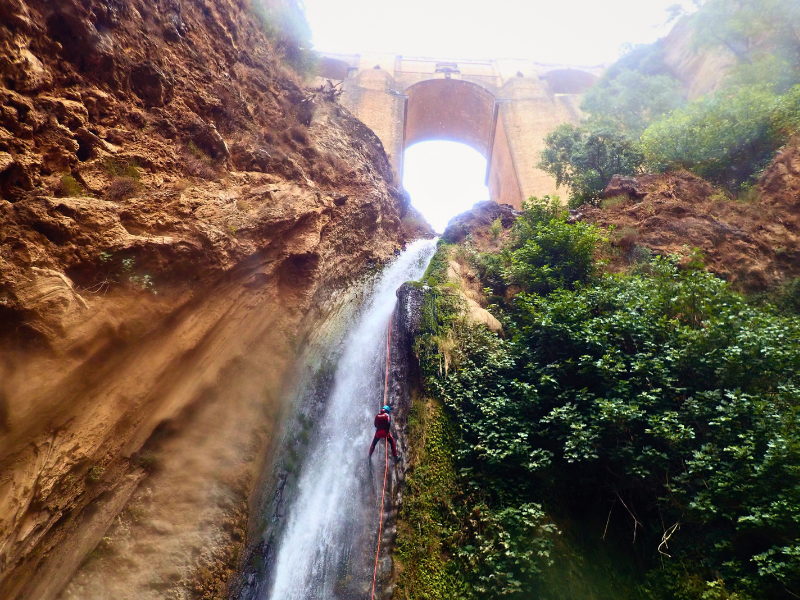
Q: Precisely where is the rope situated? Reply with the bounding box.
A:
[371,314,393,600]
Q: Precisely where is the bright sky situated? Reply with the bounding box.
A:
[304,0,696,65]
[303,0,696,231]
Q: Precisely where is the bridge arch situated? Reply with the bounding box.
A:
[401,79,522,208]
[403,79,495,156]
[324,53,596,207]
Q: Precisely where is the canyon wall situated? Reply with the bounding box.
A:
[0,0,429,598]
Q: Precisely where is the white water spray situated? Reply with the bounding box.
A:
[266,239,437,600]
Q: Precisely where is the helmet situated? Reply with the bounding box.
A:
[382,405,391,413]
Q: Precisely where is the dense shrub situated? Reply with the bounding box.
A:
[693,0,800,92]
[408,205,800,599]
[502,219,601,294]
[250,0,317,78]
[641,85,800,189]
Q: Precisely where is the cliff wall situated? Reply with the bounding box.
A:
[0,1,428,598]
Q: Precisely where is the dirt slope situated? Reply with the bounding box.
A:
[0,0,431,598]
[573,144,800,291]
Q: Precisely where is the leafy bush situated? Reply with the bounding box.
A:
[455,503,556,597]
[107,176,139,201]
[693,0,800,92]
[483,197,603,295]
[605,40,674,80]
[250,0,317,78]
[424,251,800,597]
[490,218,502,240]
[540,121,645,207]
[503,219,602,294]
[641,85,798,189]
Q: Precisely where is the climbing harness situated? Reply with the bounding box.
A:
[371,314,393,600]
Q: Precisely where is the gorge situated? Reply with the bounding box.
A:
[2,0,800,599]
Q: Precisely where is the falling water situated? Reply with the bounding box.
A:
[265,238,437,600]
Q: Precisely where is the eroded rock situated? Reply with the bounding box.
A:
[129,62,174,108]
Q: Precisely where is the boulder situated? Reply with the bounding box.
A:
[463,294,502,333]
[0,151,14,173]
[74,127,117,159]
[37,96,89,131]
[442,200,518,243]
[2,48,53,93]
[604,175,646,200]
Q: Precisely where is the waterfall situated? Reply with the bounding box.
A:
[265,238,437,600]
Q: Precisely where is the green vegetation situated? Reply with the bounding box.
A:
[394,397,463,598]
[87,465,105,482]
[490,218,503,240]
[104,159,141,201]
[499,198,603,294]
[692,0,800,92]
[539,122,645,207]
[58,174,83,197]
[88,253,156,294]
[642,84,800,188]
[541,0,800,198]
[103,158,140,180]
[397,201,800,599]
[581,69,684,135]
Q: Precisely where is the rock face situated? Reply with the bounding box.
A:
[661,17,736,100]
[0,0,431,598]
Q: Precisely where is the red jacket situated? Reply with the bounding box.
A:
[374,411,391,432]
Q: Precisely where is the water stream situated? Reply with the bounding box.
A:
[264,238,437,600]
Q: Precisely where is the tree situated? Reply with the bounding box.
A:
[581,69,685,135]
[539,121,645,207]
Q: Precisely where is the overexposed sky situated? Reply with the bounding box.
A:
[304,0,696,65]
[303,0,695,231]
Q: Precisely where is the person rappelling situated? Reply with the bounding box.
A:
[369,405,398,459]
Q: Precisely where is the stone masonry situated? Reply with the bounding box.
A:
[318,53,604,208]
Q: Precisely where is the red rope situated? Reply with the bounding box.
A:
[371,315,393,600]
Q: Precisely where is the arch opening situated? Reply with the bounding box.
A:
[403,141,490,233]
[400,78,523,219]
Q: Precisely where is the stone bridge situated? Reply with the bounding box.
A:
[318,53,603,208]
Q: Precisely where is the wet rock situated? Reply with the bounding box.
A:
[396,282,426,341]
[129,62,175,108]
